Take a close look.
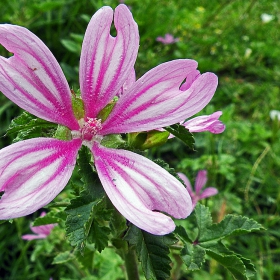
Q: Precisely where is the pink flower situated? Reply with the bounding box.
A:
[156,33,179,44]
[178,170,218,209]
[182,111,225,134]
[0,5,218,235]
[22,212,55,240]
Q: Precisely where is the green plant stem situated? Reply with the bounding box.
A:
[124,247,140,280]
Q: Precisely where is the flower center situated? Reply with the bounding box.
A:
[81,117,102,141]
[71,117,103,146]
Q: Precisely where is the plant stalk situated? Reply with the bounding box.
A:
[124,247,140,280]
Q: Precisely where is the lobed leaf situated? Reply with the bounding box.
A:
[180,243,206,271]
[199,214,264,242]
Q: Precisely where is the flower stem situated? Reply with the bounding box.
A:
[124,247,140,280]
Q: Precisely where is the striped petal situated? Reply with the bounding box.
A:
[0,25,79,130]
[101,60,218,134]
[80,4,139,119]
[0,138,82,220]
[200,187,218,199]
[194,170,208,194]
[93,142,192,235]
[183,111,225,134]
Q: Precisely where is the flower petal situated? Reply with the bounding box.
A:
[0,138,81,220]
[177,172,194,197]
[194,170,208,194]
[22,234,47,240]
[199,187,218,199]
[92,142,192,235]
[30,223,55,235]
[0,25,79,130]
[80,4,139,119]
[183,111,225,134]
[101,60,218,134]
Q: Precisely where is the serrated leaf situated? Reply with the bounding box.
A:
[6,111,56,142]
[65,194,103,252]
[181,243,206,271]
[88,221,110,253]
[153,159,184,184]
[199,214,264,242]
[205,249,249,280]
[164,124,195,150]
[174,225,192,244]
[195,204,213,238]
[77,146,105,200]
[124,224,176,280]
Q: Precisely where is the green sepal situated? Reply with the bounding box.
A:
[128,130,169,150]
[101,134,126,149]
[71,91,85,120]
[97,99,117,122]
[54,124,71,140]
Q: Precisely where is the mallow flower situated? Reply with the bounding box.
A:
[22,212,55,240]
[178,170,218,209]
[0,4,218,235]
[156,33,179,44]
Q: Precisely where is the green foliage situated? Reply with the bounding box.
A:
[175,204,263,279]
[65,146,109,253]
[164,124,195,150]
[6,111,56,142]
[125,224,177,280]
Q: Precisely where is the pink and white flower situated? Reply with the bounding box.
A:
[0,5,218,235]
[156,33,179,44]
[178,170,218,209]
[22,212,55,240]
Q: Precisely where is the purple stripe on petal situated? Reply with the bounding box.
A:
[0,25,79,130]
[194,170,208,194]
[101,59,199,134]
[0,138,81,220]
[92,142,192,235]
[80,4,139,119]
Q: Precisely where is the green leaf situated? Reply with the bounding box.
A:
[52,251,76,264]
[6,111,56,142]
[65,194,103,251]
[181,243,206,271]
[195,203,213,238]
[75,244,95,270]
[65,147,110,252]
[33,214,60,227]
[88,221,110,253]
[124,224,177,280]
[164,124,195,150]
[205,249,249,280]
[174,225,192,244]
[61,39,81,53]
[77,146,105,200]
[199,214,264,242]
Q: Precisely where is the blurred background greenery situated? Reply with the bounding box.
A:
[0,0,280,279]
